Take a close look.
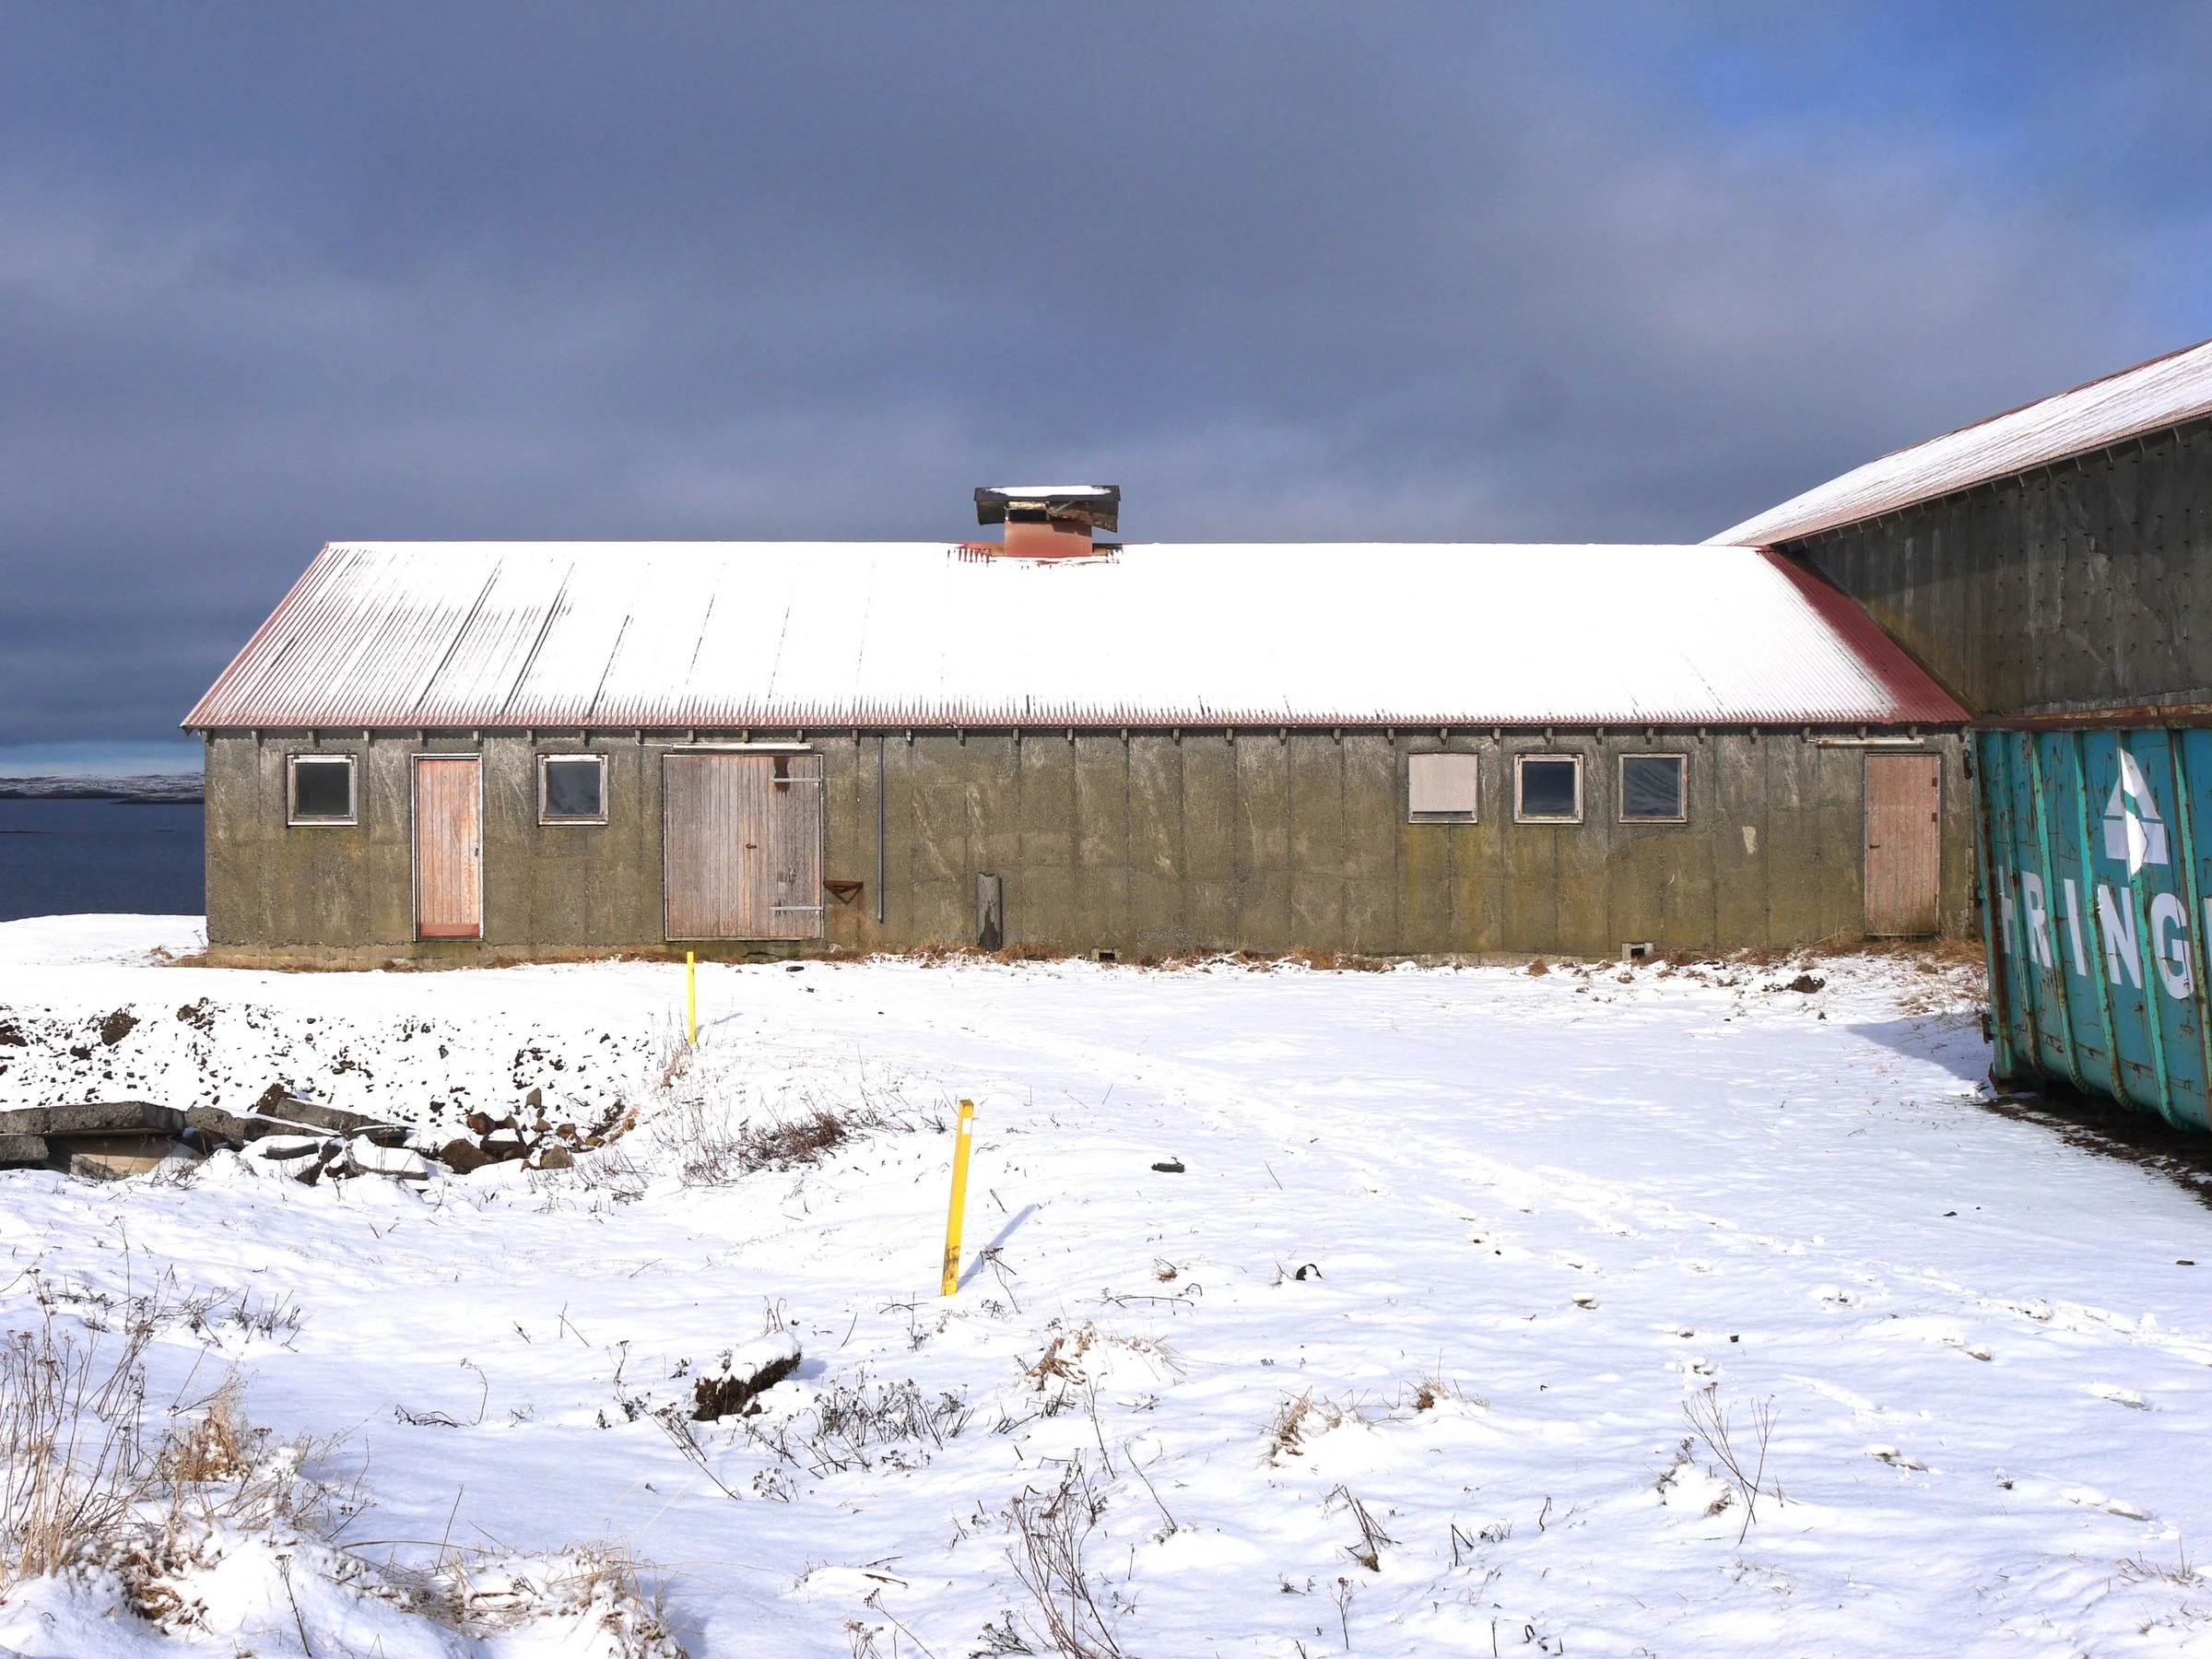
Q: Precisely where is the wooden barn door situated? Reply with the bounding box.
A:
[663,753,824,940]
[414,756,483,939]
[1865,753,1941,936]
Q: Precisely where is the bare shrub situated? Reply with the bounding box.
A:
[764,1374,971,1477]
[1005,1453,1124,1658]
[0,1302,154,1586]
[1684,1384,1781,1545]
[649,1084,895,1186]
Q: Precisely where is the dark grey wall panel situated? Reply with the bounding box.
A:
[1790,418,2212,717]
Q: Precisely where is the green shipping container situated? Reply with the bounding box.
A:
[1977,725,2212,1131]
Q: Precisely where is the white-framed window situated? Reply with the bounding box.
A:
[1407,752,1479,822]
[1619,753,1688,823]
[287,754,357,825]
[1513,753,1583,824]
[538,753,607,825]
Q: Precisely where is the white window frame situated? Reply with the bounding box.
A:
[1406,751,1479,823]
[537,752,609,826]
[1618,751,1689,825]
[286,753,358,826]
[1512,753,1584,825]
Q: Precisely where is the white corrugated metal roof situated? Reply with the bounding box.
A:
[1711,336,2212,547]
[184,541,1965,730]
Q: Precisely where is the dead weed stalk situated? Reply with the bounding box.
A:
[1684,1384,1781,1545]
[1005,1452,1125,1658]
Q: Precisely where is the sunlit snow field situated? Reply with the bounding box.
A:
[2,916,2209,1656]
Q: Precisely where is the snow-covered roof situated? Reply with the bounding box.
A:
[183,541,1965,731]
[1711,336,2212,547]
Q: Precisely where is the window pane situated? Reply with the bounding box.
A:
[1408,752,1478,818]
[1622,755,1686,820]
[1518,758,1579,819]
[292,758,352,819]
[543,757,604,819]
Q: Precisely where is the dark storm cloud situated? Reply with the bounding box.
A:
[2,3,2208,743]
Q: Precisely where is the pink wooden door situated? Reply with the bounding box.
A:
[415,757,483,939]
[1865,753,1941,936]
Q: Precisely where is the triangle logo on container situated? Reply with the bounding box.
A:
[2102,750,2170,874]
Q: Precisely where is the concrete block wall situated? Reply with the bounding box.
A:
[204,726,1972,967]
[1794,417,2212,719]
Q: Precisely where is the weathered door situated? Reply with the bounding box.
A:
[663,753,824,940]
[1865,753,1941,935]
[414,756,483,939]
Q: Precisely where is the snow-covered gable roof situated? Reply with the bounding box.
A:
[1711,336,2212,547]
[183,541,1964,731]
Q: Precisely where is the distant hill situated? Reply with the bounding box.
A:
[0,775,204,805]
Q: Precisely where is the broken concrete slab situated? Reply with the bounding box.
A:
[0,1135,51,1169]
[250,1088,394,1138]
[184,1106,255,1144]
[61,1135,195,1181]
[344,1140,431,1181]
[0,1102,186,1138]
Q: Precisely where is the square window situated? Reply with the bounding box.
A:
[539,754,607,824]
[1620,753,1688,823]
[1513,755,1583,823]
[1407,752,1478,821]
[287,755,356,825]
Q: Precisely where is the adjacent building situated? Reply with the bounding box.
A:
[1714,337,2212,1128]
[183,488,1970,967]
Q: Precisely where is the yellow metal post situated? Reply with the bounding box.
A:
[686,951,697,1046]
[941,1099,976,1295]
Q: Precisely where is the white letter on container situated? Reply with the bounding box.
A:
[2020,873,2053,968]
[2097,885,2143,989]
[2150,892,2193,999]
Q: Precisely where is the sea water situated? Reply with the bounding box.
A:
[0,797,205,921]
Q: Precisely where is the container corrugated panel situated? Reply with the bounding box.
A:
[1977,726,2212,1130]
[1712,336,2212,547]
[185,541,1967,732]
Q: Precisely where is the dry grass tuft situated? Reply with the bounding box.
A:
[0,1302,155,1586]
[435,1542,685,1655]
[1403,1371,1484,1415]
[1265,1390,1365,1465]
[156,1379,258,1485]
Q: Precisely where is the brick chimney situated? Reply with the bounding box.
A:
[973,485,1120,558]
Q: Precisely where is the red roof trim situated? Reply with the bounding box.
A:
[1756,549,1969,724]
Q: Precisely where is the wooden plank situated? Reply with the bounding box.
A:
[761,753,825,939]
[1865,752,1942,935]
[662,755,721,940]
[414,756,482,939]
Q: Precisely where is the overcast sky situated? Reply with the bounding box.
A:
[4,3,2208,759]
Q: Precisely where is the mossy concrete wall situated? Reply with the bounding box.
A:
[203,727,1973,967]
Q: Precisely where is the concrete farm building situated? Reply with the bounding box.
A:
[185,488,1971,967]
[1715,336,2212,1128]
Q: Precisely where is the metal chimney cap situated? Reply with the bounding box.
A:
[975,485,1120,532]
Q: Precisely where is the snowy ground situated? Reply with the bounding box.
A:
[2,916,2210,1656]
